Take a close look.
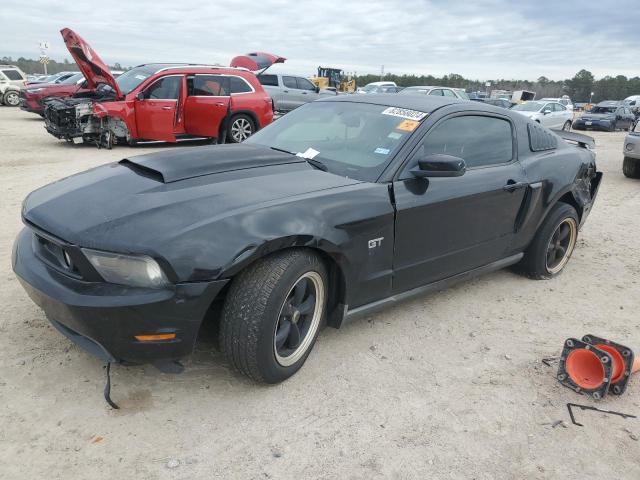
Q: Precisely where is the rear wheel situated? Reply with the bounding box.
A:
[519,203,579,279]
[227,114,255,143]
[3,90,19,107]
[562,120,572,131]
[623,156,640,179]
[220,249,327,383]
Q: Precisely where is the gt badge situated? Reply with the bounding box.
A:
[368,237,384,249]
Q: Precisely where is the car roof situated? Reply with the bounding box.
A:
[597,100,620,106]
[318,93,463,112]
[131,63,252,75]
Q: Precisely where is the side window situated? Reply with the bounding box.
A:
[442,89,457,97]
[190,75,229,96]
[229,76,253,94]
[413,116,513,169]
[297,77,317,91]
[555,103,566,112]
[144,75,182,100]
[429,89,444,96]
[283,76,298,89]
[257,74,279,87]
[2,69,24,81]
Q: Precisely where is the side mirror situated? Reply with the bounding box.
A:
[136,91,145,101]
[411,154,466,178]
[542,109,551,115]
[315,86,320,93]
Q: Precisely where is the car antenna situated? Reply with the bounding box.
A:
[103,362,120,409]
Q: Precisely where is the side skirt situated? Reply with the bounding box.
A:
[342,253,524,324]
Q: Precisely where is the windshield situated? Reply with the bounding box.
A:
[454,89,470,100]
[245,101,426,182]
[398,87,428,95]
[116,65,160,95]
[61,73,84,85]
[512,101,543,112]
[590,106,617,114]
[361,84,381,92]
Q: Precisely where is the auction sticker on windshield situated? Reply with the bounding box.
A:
[395,120,420,132]
[381,107,428,121]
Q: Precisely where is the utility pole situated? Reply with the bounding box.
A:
[380,65,384,81]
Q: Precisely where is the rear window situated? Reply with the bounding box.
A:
[2,69,24,81]
[190,75,229,96]
[230,76,252,94]
[257,74,279,87]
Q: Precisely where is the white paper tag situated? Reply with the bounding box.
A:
[72,137,83,144]
[296,147,320,159]
[381,107,428,121]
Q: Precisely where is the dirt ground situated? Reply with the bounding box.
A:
[1,106,639,480]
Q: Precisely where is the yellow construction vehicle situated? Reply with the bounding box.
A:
[312,67,356,93]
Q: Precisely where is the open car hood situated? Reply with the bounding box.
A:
[230,52,286,72]
[60,28,122,98]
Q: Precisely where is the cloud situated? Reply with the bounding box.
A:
[2,0,638,80]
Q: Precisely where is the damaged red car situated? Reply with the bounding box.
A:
[43,29,279,146]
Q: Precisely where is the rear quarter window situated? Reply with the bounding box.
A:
[230,76,253,94]
[527,122,557,152]
[257,74,279,87]
[2,69,24,81]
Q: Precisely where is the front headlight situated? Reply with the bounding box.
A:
[82,248,170,289]
[26,88,43,93]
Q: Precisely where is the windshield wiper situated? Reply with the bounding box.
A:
[270,147,328,171]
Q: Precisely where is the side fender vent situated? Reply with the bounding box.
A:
[528,123,557,152]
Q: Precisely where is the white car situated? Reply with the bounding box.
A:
[356,81,398,94]
[0,65,27,106]
[511,101,573,130]
[540,96,574,112]
[398,85,468,100]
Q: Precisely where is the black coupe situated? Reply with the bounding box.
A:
[13,95,602,384]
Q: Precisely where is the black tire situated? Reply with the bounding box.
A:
[562,120,572,131]
[3,90,19,107]
[220,249,328,383]
[623,156,640,179]
[519,202,579,280]
[226,114,255,143]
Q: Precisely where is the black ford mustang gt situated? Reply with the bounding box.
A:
[13,95,602,384]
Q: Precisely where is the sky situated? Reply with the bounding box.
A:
[3,0,639,81]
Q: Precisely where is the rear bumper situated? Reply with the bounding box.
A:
[12,227,228,365]
[573,119,612,131]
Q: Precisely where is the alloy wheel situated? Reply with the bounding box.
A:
[5,92,19,106]
[273,271,324,367]
[546,217,577,274]
[230,118,253,142]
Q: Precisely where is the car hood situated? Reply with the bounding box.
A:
[22,144,361,255]
[230,52,286,71]
[60,28,122,98]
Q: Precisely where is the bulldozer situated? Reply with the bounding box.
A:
[311,67,356,93]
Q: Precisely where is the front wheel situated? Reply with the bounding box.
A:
[220,249,327,383]
[519,203,579,280]
[562,120,572,131]
[3,90,19,107]
[227,114,255,143]
[623,156,640,179]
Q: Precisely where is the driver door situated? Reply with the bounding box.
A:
[135,74,183,142]
[392,114,528,294]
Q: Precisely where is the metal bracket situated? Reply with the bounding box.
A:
[567,402,636,427]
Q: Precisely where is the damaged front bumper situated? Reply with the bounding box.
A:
[12,227,228,366]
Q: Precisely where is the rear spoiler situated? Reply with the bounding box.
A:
[552,129,595,149]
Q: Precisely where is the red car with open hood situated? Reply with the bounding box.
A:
[43,28,279,147]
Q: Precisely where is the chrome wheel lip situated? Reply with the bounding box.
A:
[546,217,577,274]
[273,271,324,367]
[5,92,19,106]
[230,118,252,142]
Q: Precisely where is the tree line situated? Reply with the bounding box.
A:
[4,55,638,103]
[355,69,640,103]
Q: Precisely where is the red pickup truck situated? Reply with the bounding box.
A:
[43,29,278,147]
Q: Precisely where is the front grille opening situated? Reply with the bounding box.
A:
[34,233,82,278]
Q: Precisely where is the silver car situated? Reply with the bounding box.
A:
[511,101,573,130]
[623,122,640,178]
[257,73,333,112]
[0,65,27,106]
[398,85,468,100]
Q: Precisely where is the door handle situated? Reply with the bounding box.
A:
[503,181,528,192]
[216,102,225,106]
[283,90,289,93]
[162,106,173,110]
[301,92,307,94]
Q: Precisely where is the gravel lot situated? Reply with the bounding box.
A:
[1,106,639,480]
